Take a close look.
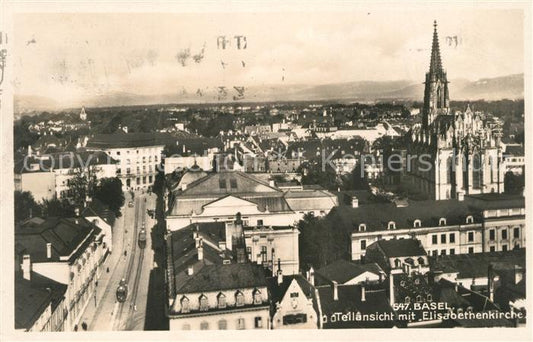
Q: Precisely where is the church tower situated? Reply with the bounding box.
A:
[80,106,87,121]
[422,21,449,130]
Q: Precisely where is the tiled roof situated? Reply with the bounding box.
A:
[14,273,67,330]
[371,238,427,258]
[176,263,268,294]
[318,284,395,328]
[431,249,525,280]
[15,217,101,263]
[82,198,116,227]
[315,260,384,284]
[87,132,173,149]
[504,144,524,156]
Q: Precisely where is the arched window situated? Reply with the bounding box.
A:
[235,291,245,307]
[217,293,226,309]
[359,223,366,232]
[413,219,421,228]
[439,218,447,226]
[388,221,396,230]
[253,289,262,305]
[466,215,474,224]
[416,295,422,303]
[181,296,190,313]
[199,294,208,311]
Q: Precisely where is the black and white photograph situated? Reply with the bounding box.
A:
[1,1,531,340]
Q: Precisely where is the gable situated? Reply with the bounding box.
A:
[201,195,263,216]
[344,271,381,285]
[182,172,279,195]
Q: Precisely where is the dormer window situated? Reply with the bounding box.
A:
[413,219,421,228]
[359,223,366,232]
[388,221,396,230]
[181,296,190,313]
[439,218,447,226]
[405,296,410,304]
[466,215,474,224]
[199,294,208,311]
[253,289,262,305]
[416,295,422,303]
[217,293,226,309]
[427,294,432,301]
[235,291,245,307]
[417,257,425,265]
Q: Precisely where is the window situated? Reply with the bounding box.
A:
[441,234,446,244]
[468,247,474,254]
[230,178,238,189]
[116,151,121,156]
[360,240,367,250]
[253,289,262,305]
[199,295,208,311]
[489,229,495,241]
[235,291,244,307]
[200,321,209,330]
[502,229,508,240]
[432,250,438,257]
[388,221,396,230]
[416,295,422,303]
[282,313,307,325]
[432,235,438,245]
[441,249,446,256]
[257,219,263,226]
[468,231,474,242]
[439,218,447,226]
[290,292,299,298]
[450,248,455,255]
[490,246,496,252]
[237,318,245,330]
[217,293,226,309]
[417,257,425,265]
[414,219,421,228]
[254,316,263,328]
[218,320,227,330]
[466,215,474,224]
[449,233,455,243]
[405,296,410,304]
[502,245,508,251]
[514,227,520,239]
[427,294,432,301]
[219,179,227,189]
[359,223,366,231]
[181,297,190,313]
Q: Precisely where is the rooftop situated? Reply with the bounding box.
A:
[86,132,174,149]
[315,259,384,284]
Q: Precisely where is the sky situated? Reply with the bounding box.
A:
[13,8,524,105]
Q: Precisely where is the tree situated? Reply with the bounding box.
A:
[93,177,125,217]
[504,171,524,195]
[14,191,41,223]
[298,159,339,191]
[40,198,76,217]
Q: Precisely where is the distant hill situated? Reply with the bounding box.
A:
[14,73,524,113]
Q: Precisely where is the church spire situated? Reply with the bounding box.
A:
[422,20,450,130]
[429,20,443,77]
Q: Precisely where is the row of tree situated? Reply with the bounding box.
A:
[14,176,125,224]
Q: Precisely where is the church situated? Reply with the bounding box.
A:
[407,21,505,200]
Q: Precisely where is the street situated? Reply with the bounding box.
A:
[78,191,157,331]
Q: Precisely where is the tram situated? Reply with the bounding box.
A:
[138,228,147,249]
[116,278,128,302]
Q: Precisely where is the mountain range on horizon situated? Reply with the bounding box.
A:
[14,73,524,113]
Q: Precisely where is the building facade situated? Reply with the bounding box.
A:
[406,22,505,200]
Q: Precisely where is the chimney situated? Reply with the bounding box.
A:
[361,284,366,302]
[187,266,193,276]
[332,281,338,301]
[193,230,200,248]
[197,239,204,261]
[309,267,315,286]
[351,196,359,208]
[488,264,495,302]
[389,273,395,305]
[46,243,52,259]
[276,258,283,285]
[22,254,31,281]
[269,179,275,187]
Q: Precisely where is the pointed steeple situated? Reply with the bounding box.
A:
[429,20,443,78]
